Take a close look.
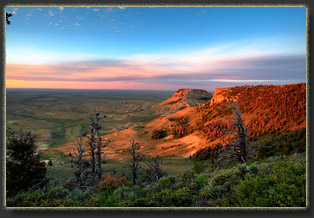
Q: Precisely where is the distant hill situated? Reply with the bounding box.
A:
[58,83,306,159]
[153,88,212,114]
[193,83,306,140]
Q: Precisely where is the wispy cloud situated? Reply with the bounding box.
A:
[6,41,306,90]
[48,10,55,16]
[12,8,19,14]
[196,10,206,15]
[104,7,113,12]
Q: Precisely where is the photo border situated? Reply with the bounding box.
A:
[0,0,312,216]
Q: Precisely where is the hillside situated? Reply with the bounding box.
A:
[194,83,306,140]
[153,88,212,114]
[53,83,306,159]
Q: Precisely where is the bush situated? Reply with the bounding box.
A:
[68,188,93,203]
[192,159,206,174]
[50,127,66,139]
[6,188,82,207]
[171,117,190,138]
[159,187,196,207]
[97,175,119,195]
[234,161,306,207]
[192,144,221,162]
[256,128,306,158]
[152,129,167,139]
[157,176,177,190]
[97,175,132,195]
[48,187,69,199]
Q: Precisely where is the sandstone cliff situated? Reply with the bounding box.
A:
[210,87,238,106]
[156,89,212,113]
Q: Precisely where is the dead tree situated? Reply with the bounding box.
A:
[127,138,144,185]
[145,156,166,183]
[216,101,249,168]
[87,114,97,187]
[91,108,110,182]
[72,129,89,190]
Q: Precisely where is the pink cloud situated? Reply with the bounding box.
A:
[6,42,305,90]
[48,10,54,16]
[104,7,113,12]
[197,10,206,15]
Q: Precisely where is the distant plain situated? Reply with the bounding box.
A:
[6,89,194,183]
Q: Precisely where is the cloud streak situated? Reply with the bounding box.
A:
[6,43,306,90]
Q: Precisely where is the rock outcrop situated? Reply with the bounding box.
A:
[210,87,238,106]
[156,89,212,113]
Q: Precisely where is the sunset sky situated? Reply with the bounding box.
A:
[6,6,306,91]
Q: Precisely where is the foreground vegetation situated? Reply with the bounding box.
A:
[6,123,306,207]
[7,153,306,207]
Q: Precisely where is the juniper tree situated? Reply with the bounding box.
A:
[127,138,144,185]
[6,129,46,197]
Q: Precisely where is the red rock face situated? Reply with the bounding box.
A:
[210,88,230,106]
[158,89,212,113]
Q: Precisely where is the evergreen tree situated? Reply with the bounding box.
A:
[6,129,46,197]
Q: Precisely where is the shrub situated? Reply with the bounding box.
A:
[50,127,66,139]
[192,144,221,162]
[179,169,200,192]
[234,161,306,207]
[192,159,206,174]
[68,188,93,203]
[152,129,167,139]
[97,175,131,195]
[197,173,210,187]
[47,187,69,199]
[97,175,119,195]
[157,176,177,190]
[256,128,306,158]
[171,117,190,138]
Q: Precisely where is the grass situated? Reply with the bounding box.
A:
[43,152,194,186]
[6,89,173,153]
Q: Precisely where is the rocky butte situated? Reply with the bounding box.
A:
[209,87,240,106]
[157,89,213,113]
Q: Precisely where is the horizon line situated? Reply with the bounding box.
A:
[6,82,306,92]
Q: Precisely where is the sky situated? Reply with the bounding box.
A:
[5,6,306,91]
